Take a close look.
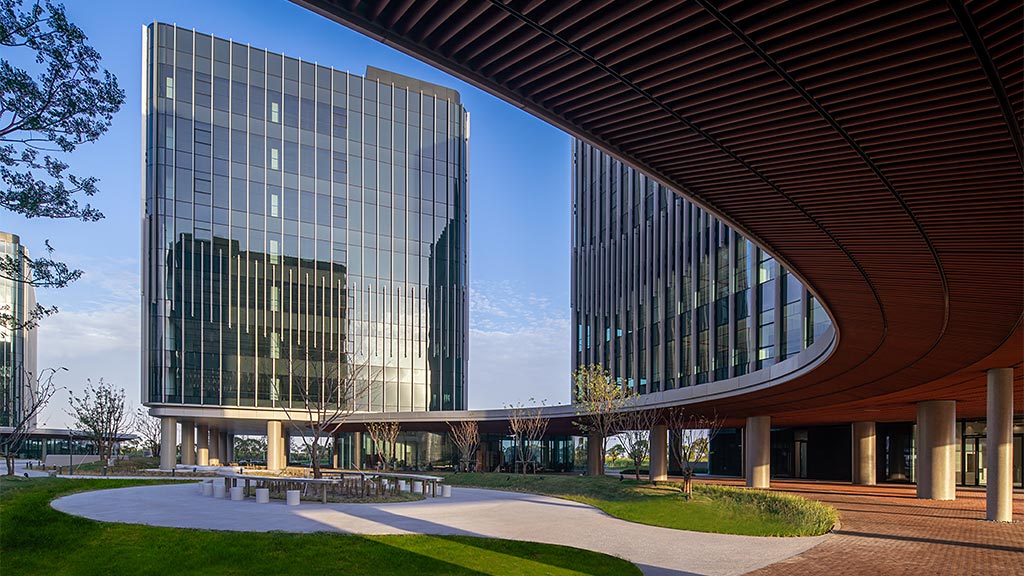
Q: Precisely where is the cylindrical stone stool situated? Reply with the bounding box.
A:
[230,486,245,501]
[286,490,300,506]
[255,488,270,504]
[201,481,213,496]
[213,483,226,498]
[411,480,422,493]
[441,485,452,498]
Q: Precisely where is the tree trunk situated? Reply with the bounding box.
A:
[5,454,14,476]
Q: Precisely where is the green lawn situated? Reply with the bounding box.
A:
[442,473,836,537]
[0,476,641,576]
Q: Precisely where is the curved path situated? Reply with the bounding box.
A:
[53,482,826,576]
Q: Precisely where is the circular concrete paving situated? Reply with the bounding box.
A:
[53,482,827,576]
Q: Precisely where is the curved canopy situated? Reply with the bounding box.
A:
[297,0,1023,424]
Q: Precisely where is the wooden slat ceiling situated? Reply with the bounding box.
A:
[297,0,1023,425]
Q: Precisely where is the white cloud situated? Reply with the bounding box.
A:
[468,281,572,409]
[33,255,141,429]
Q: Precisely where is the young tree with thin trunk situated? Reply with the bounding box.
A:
[282,354,371,479]
[667,408,724,498]
[67,378,129,462]
[132,407,161,457]
[366,420,400,471]
[0,365,61,474]
[507,398,548,475]
[572,364,628,476]
[446,419,479,472]
[618,399,657,481]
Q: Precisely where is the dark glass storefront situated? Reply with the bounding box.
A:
[710,419,1023,487]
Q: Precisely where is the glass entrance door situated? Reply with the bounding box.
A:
[963,436,986,486]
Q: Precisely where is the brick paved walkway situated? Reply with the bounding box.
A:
[711,479,1024,576]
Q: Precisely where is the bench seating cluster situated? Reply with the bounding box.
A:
[201,470,449,505]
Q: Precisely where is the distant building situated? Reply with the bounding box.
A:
[0,231,37,430]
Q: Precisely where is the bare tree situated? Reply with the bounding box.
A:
[618,399,657,481]
[507,398,549,475]
[0,365,62,474]
[67,378,130,462]
[366,420,401,471]
[132,407,161,457]
[281,354,371,479]
[447,419,479,472]
[572,364,629,476]
[667,408,724,498]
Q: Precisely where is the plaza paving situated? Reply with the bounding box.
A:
[712,480,1024,576]
[52,481,824,576]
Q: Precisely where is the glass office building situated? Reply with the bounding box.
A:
[571,140,831,392]
[0,232,37,428]
[142,24,468,416]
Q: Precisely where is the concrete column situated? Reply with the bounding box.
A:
[587,432,603,476]
[282,431,290,468]
[986,368,1014,521]
[745,416,771,488]
[159,417,177,471]
[331,434,340,469]
[180,421,196,466]
[352,431,362,469]
[196,424,209,466]
[852,421,876,485]
[917,400,956,500]
[217,431,228,465]
[208,427,221,465]
[649,424,668,481]
[226,433,235,464]
[267,420,282,470]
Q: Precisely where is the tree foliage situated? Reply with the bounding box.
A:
[446,419,479,472]
[0,365,61,474]
[0,0,124,220]
[572,363,629,475]
[233,436,267,463]
[67,378,130,462]
[0,0,125,329]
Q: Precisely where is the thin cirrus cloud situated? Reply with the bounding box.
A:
[467,280,572,409]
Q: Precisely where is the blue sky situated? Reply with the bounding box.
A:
[0,0,572,427]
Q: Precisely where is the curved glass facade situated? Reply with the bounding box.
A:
[571,140,831,393]
[142,24,467,413]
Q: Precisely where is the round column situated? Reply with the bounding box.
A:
[745,416,771,488]
[267,420,282,471]
[986,368,1014,521]
[180,421,196,466]
[159,417,177,471]
[852,421,876,485]
[649,424,668,481]
[916,400,956,500]
[208,427,221,465]
[196,424,210,466]
[587,432,603,476]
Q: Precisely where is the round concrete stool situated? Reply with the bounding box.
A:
[230,486,245,501]
[255,488,270,504]
[213,483,226,498]
[441,484,452,498]
[201,481,213,496]
[286,490,301,506]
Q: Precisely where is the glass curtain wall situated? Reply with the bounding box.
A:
[571,140,831,391]
[0,232,37,428]
[143,24,468,413]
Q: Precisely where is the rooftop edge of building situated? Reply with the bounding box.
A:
[365,65,460,104]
